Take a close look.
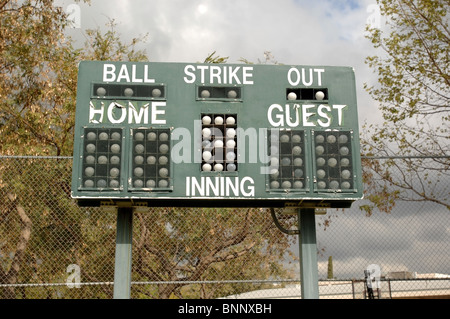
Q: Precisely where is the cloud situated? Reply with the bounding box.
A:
[75,0,373,64]
[314,202,450,278]
[60,0,384,124]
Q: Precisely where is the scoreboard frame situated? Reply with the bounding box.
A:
[71,61,363,208]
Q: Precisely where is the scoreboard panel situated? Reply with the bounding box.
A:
[71,61,363,208]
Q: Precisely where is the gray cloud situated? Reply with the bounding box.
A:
[314,202,450,278]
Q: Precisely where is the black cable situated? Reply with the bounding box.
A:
[270,208,299,235]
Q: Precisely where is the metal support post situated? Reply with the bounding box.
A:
[113,206,133,299]
[298,208,319,299]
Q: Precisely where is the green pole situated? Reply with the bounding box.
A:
[298,208,319,299]
[113,206,133,299]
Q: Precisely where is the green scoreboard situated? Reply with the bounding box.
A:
[71,61,363,208]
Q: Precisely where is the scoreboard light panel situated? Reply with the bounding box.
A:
[71,61,363,208]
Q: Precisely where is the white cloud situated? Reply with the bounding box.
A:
[60,0,384,124]
[76,0,372,64]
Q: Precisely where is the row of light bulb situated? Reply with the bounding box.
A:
[86,131,121,141]
[317,179,351,190]
[96,86,163,98]
[202,115,236,125]
[85,143,121,154]
[202,127,236,140]
[84,178,120,189]
[287,90,325,101]
[133,178,169,189]
[200,89,239,99]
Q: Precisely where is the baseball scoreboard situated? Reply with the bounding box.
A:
[71,61,363,208]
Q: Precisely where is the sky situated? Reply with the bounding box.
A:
[61,0,383,127]
[57,0,449,280]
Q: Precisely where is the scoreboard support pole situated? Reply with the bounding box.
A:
[113,206,134,299]
[298,208,320,299]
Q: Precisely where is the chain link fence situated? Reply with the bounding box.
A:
[0,156,449,299]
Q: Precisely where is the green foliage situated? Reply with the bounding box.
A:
[365,0,449,122]
[362,0,449,213]
[132,207,296,298]
[82,18,149,62]
[239,51,283,65]
[202,51,229,64]
[0,0,149,156]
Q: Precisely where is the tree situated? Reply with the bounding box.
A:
[0,0,75,297]
[0,1,148,156]
[1,0,79,156]
[81,18,148,63]
[132,207,296,299]
[362,0,449,212]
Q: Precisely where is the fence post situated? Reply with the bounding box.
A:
[113,206,133,299]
